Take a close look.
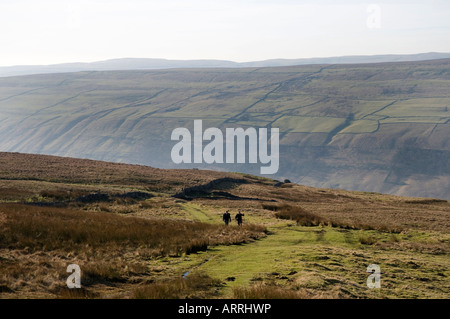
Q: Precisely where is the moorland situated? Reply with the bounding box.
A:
[0,152,448,299]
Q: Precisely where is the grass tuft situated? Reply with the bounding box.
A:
[133,273,221,299]
[233,283,310,299]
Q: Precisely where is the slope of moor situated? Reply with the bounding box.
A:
[0,152,448,299]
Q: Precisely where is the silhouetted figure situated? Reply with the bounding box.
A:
[222,210,232,226]
[235,211,245,226]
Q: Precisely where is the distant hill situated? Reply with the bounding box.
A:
[0,58,449,199]
[1,52,450,77]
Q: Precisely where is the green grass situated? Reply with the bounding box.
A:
[181,202,214,223]
[272,116,346,133]
[377,98,450,118]
[165,221,449,298]
[338,120,378,133]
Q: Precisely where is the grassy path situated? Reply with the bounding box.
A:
[195,224,303,296]
[167,202,449,299]
[169,220,450,298]
[181,202,215,223]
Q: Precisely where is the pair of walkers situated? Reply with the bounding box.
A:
[222,210,244,226]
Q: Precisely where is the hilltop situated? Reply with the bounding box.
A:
[1,52,450,77]
[0,59,449,199]
[0,152,448,299]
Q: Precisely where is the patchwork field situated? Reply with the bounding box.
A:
[0,59,449,199]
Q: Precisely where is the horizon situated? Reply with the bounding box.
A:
[1,0,450,67]
[0,51,450,68]
[2,51,450,68]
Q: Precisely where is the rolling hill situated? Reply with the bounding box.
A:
[1,52,450,77]
[0,58,449,199]
[0,152,448,299]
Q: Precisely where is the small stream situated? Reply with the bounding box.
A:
[181,258,210,279]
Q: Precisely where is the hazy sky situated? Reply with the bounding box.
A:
[1,0,450,66]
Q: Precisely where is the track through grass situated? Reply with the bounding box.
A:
[174,221,450,298]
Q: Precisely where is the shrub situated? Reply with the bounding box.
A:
[264,203,402,233]
[358,234,378,245]
[268,204,326,227]
[55,287,99,299]
[133,274,220,299]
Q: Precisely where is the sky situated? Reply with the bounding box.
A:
[0,0,450,66]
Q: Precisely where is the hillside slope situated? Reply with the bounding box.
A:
[0,151,447,232]
[0,152,448,299]
[0,59,449,199]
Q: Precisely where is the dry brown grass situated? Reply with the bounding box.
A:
[375,240,450,255]
[0,203,265,256]
[263,204,326,226]
[233,181,449,233]
[0,187,34,201]
[54,287,100,299]
[39,189,88,201]
[233,283,310,299]
[0,201,266,298]
[232,282,345,299]
[263,203,403,233]
[2,151,447,234]
[132,273,221,299]
[0,152,249,194]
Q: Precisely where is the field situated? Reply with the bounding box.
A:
[0,59,449,199]
[0,152,448,299]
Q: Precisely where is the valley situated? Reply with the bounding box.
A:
[0,59,449,198]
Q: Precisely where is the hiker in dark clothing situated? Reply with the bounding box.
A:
[222,210,232,226]
[235,211,245,226]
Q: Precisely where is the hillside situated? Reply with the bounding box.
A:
[0,152,449,299]
[0,59,449,199]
